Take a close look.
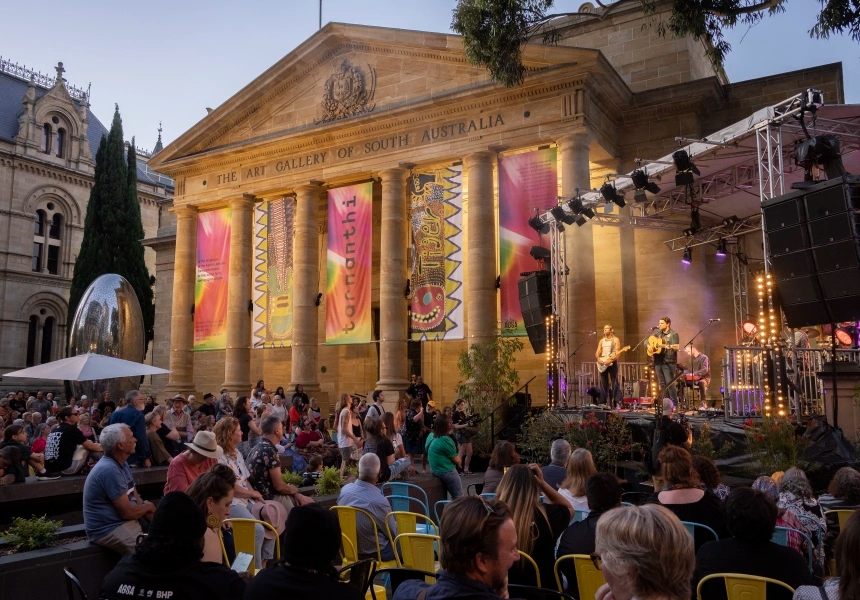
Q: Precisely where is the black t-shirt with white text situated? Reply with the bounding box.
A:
[101,556,245,600]
[44,422,86,473]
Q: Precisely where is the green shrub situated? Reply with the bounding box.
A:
[316,466,344,496]
[282,471,305,486]
[743,416,809,475]
[5,515,62,552]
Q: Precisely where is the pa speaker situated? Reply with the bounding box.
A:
[518,271,553,354]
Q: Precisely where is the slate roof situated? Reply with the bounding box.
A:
[0,69,109,158]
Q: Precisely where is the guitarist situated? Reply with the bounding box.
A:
[653,316,680,402]
[595,325,623,405]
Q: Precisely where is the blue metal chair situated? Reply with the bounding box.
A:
[383,482,431,518]
[795,513,825,567]
[434,500,452,525]
[681,521,719,544]
[772,526,814,572]
[572,509,590,523]
[480,492,496,500]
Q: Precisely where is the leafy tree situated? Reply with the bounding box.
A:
[452,0,860,87]
[67,106,155,356]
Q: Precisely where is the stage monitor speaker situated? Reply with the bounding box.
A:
[518,271,553,354]
[764,176,860,327]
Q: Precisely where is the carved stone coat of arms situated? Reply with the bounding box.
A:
[317,59,376,124]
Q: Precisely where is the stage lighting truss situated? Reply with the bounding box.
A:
[599,181,626,208]
[664,214,763,251]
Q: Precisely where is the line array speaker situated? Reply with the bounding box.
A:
[518,271,552,353]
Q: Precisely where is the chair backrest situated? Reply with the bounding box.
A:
[507,584,576,600]
[573,509,590,523]
[382,482,431,517]
[63,567,89,600]
[226,517,281,570]
[621,491,650,506]
[387,511,438,541]
[394,533,439,573]
[373,567,439,592]
[386,494,429,517]
[681,521,719,543]
[331,505,383,561]
[467,482,485,496]
[342,532,359,564]
[696,573,795,600]
[554,554,606,599]
[517,550,542,588]
[340,558,378,594]
[434,499,452,525]
[824,509,855,531]
[480,492,496,500]
[771,526,814,572]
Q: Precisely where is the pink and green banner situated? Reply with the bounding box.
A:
[326,182,373,345]
[195,208,232,350]
[498,148,558,336]
[252,198,294,348]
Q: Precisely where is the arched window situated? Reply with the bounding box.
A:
[41,317,54,364]
[35,210,46,236]
[54,128,65,158]
[41,124,53,154]
[26,316,38,367]
[49,214,62,239]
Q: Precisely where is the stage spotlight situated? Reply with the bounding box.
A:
[673,150,700,186]
[722,215,738,227]
[551,205,577,225]
[716,239,727,257]
[794,135,846,180]
[683,227,696,237]
[528,215,549,235]
[600,182,626,208]
[682,247,692,265]
[742,320,757,337]
[575,215,587,227]
[631,168,661,201]
[835,326,854,346]
[529,246,551,260]
[568,197,596,219]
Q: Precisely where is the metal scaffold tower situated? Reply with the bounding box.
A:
[547,223,568,407]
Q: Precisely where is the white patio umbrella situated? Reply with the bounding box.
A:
[3,353,170,381]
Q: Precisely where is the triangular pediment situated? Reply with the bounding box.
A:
[151,23,605,170]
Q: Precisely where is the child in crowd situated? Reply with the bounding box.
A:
[301,456,324,487]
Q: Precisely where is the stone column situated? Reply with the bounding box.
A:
[223,194,255,394]
[464,151,498,345]
[289,183,322,393]
[377,167,411,394]
[166,205,197,395]
[558,130,595,353]
[34,321,44,365]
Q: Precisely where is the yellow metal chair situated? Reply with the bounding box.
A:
[393,533,439,574]
[517,550,541,588]
[696,573,795,600]
[342,533,359,564]
[331,505,398,568]
[225,518,281,574]
[387,511,438,537]
[554,554,606,599]
[824,509,856,531]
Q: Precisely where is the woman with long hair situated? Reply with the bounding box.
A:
[793,509,860,599]
[363,416,410,483]
[496,463,572,588]
[425,413,463,499]
[692,454,731,500]
[234,396,261,442]
[77,412,99,443]
[483,441,520,494]
[393,396,408,434]
[214,416,268,569]
[186,464,236,564]
[336,393,361,477]
[559,448,597,511]
[403,397,426,473]
[452,399,475,475]
[382,412,406,460]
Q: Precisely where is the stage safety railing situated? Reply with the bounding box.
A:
[571,362,651,407]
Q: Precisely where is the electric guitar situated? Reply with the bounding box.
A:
[646,335,680,357]
[597,345,631,373]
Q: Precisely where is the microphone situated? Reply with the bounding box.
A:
[709,318,721,322]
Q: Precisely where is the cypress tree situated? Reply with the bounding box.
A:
[67,105,155,357]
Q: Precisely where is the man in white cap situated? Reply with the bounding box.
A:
[163,430,222,494]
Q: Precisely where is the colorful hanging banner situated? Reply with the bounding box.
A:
[326,182,373,345]
[409,166,464,340]
[498,148,558,336]
[194,208,232,350]
[252,198,295,347]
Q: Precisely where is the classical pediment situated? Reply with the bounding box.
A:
[151,22,609,171]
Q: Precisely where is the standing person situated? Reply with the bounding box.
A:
[403,398,426,474]
[650,316,680,402]
[688,344,711,407]
[336,394,360,477]
[163,431,222,494]
[44,407,103,476]
[407,375,433,409]
[393,395,408,433]
[452,399,476,475]
[97,391,116,416]
[595,324,624,405]
[108,390,151,468]
[425,413,462,499]
[365,390,385,421]
[83,424,156,555]
[28,393,51,420]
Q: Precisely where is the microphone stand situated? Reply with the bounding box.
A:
[569,332,596,409]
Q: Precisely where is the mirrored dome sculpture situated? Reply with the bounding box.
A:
[68,274,145,400]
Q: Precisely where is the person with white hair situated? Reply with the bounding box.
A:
[337,453,398,560]
[541,438,571,489]
[83,424,156,555]
[649,397,692,473]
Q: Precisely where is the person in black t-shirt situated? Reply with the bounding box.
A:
[101,491,245,600]
[650,398,691,473]
[44,407,102,476]
[406,375,433,409]
[97,391,117,417]
[196,393,218,418]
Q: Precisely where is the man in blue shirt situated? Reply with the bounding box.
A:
[83,424,155,555]
[337,453,397,560]
[108,390,151,467]
[541,439,571,489]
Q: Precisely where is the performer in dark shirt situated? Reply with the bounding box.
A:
[649,316,680,402]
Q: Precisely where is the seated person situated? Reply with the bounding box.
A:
[2,424,55,480]
[247,416,312,513]
[152,405,182,456]
[483,441,519,494]
[693,487,814,600]
[100,491,246,600]
[44,407,103,476]
[648,445,728,550]
[301,455,324,487]
[145,411,173,466]
[541,439,571,490]
[163,431,222,494]
[362,416,410,483]
[394,496,519,600]
[794,509,860,600]
[0,446,21,485]
[337,453,397,561]
[83,424,156,555]
[556,473,623,597]
[30,423,49,453]
[817,466,860,558]
[244,503,364,600]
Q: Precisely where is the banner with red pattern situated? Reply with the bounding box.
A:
[195,208,231,350]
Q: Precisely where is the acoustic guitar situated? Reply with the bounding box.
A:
[646,335,680,357]
[597,345,631,373]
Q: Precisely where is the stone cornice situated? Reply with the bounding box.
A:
[1,271,73,289]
